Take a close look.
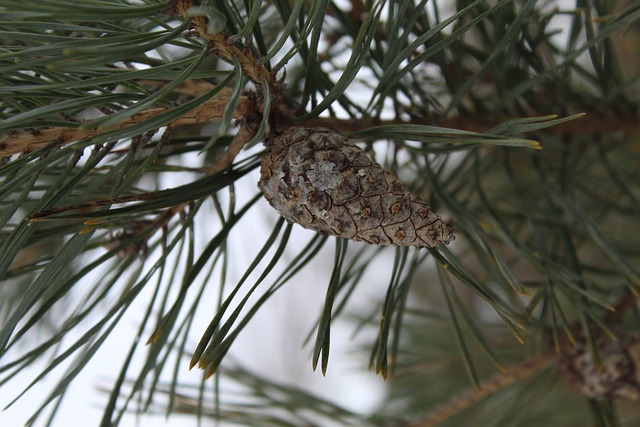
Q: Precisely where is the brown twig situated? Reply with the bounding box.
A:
[0,88,244,157]
[403,354,555,427]
[173,0,272,84]
[137,79,220,97]
[305,113,640,138]
[203,126,255,175]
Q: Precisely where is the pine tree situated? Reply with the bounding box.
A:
[1,0,639,426]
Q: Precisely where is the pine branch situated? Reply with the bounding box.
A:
[0,0,639,426]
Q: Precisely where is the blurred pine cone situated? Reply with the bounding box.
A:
[557,329,640,400]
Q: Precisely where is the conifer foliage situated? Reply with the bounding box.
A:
[0,0,639,426]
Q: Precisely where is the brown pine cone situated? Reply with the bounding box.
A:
[258,126,454,248]
[557,328,640,400]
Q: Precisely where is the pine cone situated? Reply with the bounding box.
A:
[557,329,640,400]
[258,126,454,248]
